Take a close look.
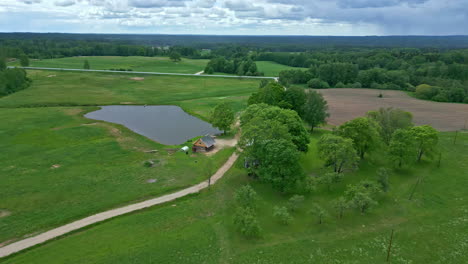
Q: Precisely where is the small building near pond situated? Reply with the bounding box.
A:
[192,135,215,152]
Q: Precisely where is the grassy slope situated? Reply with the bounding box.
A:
[256,61,308,77]
[0,107,234,242]
[3,131,467,263]
[0,70,260,119]
[9,56,209,74]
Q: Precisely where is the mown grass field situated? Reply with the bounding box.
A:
[0,70,260,119]
[255,61,308,77]
[2,131,466,263]
[0,107,234,243]
[9,56,209,74]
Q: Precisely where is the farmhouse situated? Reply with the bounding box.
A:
[192,135,216,152]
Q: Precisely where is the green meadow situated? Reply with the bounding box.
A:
[9,56,209,74]
[256,61,308,77]
[2,131,466,263]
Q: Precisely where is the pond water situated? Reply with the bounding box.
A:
[85,105,222,145]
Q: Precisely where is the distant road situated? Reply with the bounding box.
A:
[8,66,278,80]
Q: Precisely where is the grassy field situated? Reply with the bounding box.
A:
[256,61,308,77]
[0,107,234,243]
[2,131,467,263]
[0,70,260,120]
[9,56,208,74]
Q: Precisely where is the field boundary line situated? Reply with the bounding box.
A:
[0,152,239,259]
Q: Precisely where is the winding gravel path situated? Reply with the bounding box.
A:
[0,152,239,258]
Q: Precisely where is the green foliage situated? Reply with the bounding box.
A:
[410,125,439,162]
[204,66,214,74]
[0,68,31,96]
[345,181,381,214]
[376,167,390,192]
[83,60,90,69]
[307,78,330,89]
[205,56,262,76]
[302,90,329,131]
[248,81,286,107]
[19,54,29,67]
[273,206,293,225]
[334,82,346,88]
[0,57,6,71]
[234,207,262,238]
[415,84,439,100]
[337,117,381,159]
[234,185,259,210]
[210,102,235,134]
[331,197,349,219]
[287,195,305,212]
[284,86,306,116]
[318,63,358,86]
[367,107,414,144]
[309,204,328,224]
[318,172,343,191]
[169,51,181,62]
[317,134,359,173]
[389,129,416,167]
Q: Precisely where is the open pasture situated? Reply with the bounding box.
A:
[316,88,468,131]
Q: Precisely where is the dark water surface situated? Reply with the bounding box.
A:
[85,105,221,145]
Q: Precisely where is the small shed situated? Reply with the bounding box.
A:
[192,135,216,152]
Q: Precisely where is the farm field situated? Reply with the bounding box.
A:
[8,56,209,74]
[0,70,260,119]
[256,61,308,76]
[0,106,234,243]
[2,131,466,264]
[316,88,468,131]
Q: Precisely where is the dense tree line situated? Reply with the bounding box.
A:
[0,58,31,96]
[204,56,263,76]
[272,49,468,103]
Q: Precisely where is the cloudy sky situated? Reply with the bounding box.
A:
[0,0,467,35]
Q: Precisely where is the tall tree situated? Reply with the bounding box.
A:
[302,90,329,132]
[284,86,306,116]
[211,102,235,134]
[410,125,439,162]
[83,60,90,69]
[19,54,29,67]
[317,134,359,173]
[389,129,415,167]
[337,117,381,159]
[367,108,414,144]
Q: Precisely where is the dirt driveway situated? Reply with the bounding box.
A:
[315,88,468,131]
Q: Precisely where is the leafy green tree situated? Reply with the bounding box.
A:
[367,108,414,144]
[345,182,381,214]
[410,125,439,162]
[317,134,359,173]
[302,90,329,132]
[337,117,381,159]
[211,102,235,134]
[318,63,358,86]
[248,81,286,107]
[19,54,29,67]
[287,195,305,212]
[234,207,261,238]
[376,168,390,192]
[284,86,306,116]
[332,197,348,219]
[273,206,293,225]
[415,84,439,100]
[0,57,6,71]
[310,204,328,224]
[318,172,343,191]
[235,185,259,210]
[204,66,214,74]
[169,51,181,62]
[83,60,90,69]
[389,129,416,167]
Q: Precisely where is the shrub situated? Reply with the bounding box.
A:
[234,207,261,238]
[310,204,328,224]
[235,185,259,210]
[307,78,330,89]
[287,195,305,212]
[273,206,293,225]
[376,167,390,192]
[464,97,468,104]
[351,82,362,88]
[334,82,346,88]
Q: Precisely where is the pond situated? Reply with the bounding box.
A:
[85,105,222,145]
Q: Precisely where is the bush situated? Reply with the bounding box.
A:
[432,92,449,102]
[307,78,330,89]
[287,195,305,212]
[415,84,439,99]
[464,97,468,104]
[350,82,362,88]
[234,207,261,238]
[235,185,259,209]
[273,206,293,225]
[334,82,346,88]
[376,167,390,192]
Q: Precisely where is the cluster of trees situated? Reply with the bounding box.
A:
[275,49,468,103]
[204,57,263,76]
[0,58,31,96]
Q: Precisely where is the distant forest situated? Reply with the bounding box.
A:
[1,33,468,103]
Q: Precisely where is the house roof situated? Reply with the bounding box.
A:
[200,135,215,148]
